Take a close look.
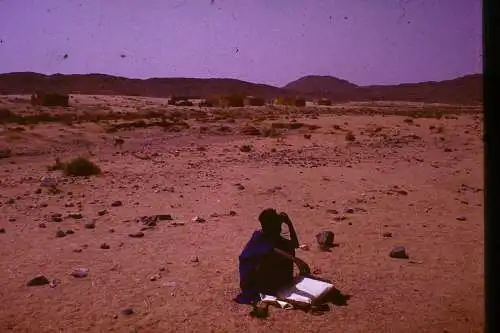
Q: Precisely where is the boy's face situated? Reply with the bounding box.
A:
[263,215,282,238]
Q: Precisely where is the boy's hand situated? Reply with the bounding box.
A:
[295,258,311,276]
[279,212,292,224]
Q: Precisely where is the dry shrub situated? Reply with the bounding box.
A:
[64,157,101,176]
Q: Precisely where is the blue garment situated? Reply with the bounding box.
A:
[235,230,295,304]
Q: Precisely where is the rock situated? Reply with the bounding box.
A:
[121,308,134,316]
[100,243,110,249]
[304,134,312,139]
[84,222,96,229]
[235,183,245,190]
[0,149,12,159]
[456,216,467,221]
[192,216,206,223]
[65,229,74,235]
[190,256,200,263]
[0,228,5,234]
[344,208,354,214]
[98,210,108,216]
[71,268,89,278]
[111,201,123,207]
[396,190,408,196]
[8,217,16,222]
[157,214,172,221]
[51,213,63,222]
[326,209,339,214]
[27,275,50,286]
[383,232,393,238]
[55,230,66,238]
[49,279,61,288]
[38,223,46,228]
[390,246,409,259]
[129,231,144,238]
[150,273,161,281]
[6,198,15,204]
[73,248,82,253]
[229,210,237,216]
[316,231,335,250]
[109,228,115,233]
[333,216,347,222]
[68,213,83,219]
[35,188,42,194]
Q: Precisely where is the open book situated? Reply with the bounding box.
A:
[275,276,334,305]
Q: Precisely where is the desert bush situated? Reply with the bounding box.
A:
[345,132,356,141]
[64,157,101,176]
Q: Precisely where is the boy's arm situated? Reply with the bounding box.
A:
[279,212,300,248]
[273,248,311,275]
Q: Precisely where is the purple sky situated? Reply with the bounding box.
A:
[0,0,482,87]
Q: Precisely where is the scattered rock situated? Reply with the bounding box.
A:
[229,210,237,216]
[303,134,312,139]
[98,210,108,216]
[121,308,134,316]
[383,232,393,238]
[456,216,467,221]
[129,231,144,238]
[100,243,110,249]
[0,149,12,159]
[157,214,173,221]
[84,222,96,229]
[55,230,66,238]
[239,145,252,152]
[71,268,89,278]
[111,201,123,207]
[68,213,83,219]
[35,188,42,194]
[190,256,200,263]
[73,248,82,253]
[390,246,409,259]
[333,216,347,222]
[150,273,161,281]
[109,228,115,233]
[235,183,245,190]
[316,231,335,250]
[0,228,5,234]
[49,279,61,288]
[65,229,74,235]
[27,275,50,286]
[38,223,46,228]
[51,214,63,222]
[192,216,206,223]
[344,208,354,214]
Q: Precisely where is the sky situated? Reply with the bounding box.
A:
[0,0,482,87]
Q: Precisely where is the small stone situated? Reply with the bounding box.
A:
[55,230,66,238]
[190,256,200,263]
[84,222,96,229]
[396,190,408,196]
[159,267,166,272]
[344,208,354,214]
[316,231,335,250]
[49,279,60,288]
[456,216,467,221]
[192,216,206,223]
[98,210,108,216]
[390,246,409,259]
[100,243,110,249]
[27,275,50,286]
[109,228,115,233]
[111,201,123,207]
[73,248,82,253]
[8,217,16,222]
[71,268,89,278]
[326,209,339,214]
[235,183,245,190]
[229,210,237,216]
[121,308,134,316]
[65,229,74,235]
[68,213,83,219]
[38,223,46,228]
[383,232,393,238]
[157,214,173,221]
[129,231,144,238]
[333,216,347,222]
[35,188,42,194]
[150,273,161,281]
[0,228,5,234]
[51,214,63,222]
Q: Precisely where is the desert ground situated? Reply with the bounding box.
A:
[0,95,483,333]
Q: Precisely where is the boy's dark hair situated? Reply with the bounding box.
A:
[259,208,281,236]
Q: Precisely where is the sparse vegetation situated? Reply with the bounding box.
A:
[64,157,101,177]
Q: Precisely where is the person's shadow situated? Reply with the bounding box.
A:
[306,287,352,315]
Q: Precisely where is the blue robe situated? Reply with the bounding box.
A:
[235,230,295,304]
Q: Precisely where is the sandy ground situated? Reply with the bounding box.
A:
[0,95,483,333]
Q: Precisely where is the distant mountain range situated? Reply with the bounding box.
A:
[0,72,482,104]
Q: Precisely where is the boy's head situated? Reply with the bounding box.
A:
[259,208,282,238]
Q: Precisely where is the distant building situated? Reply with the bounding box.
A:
[30,91,69,107]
